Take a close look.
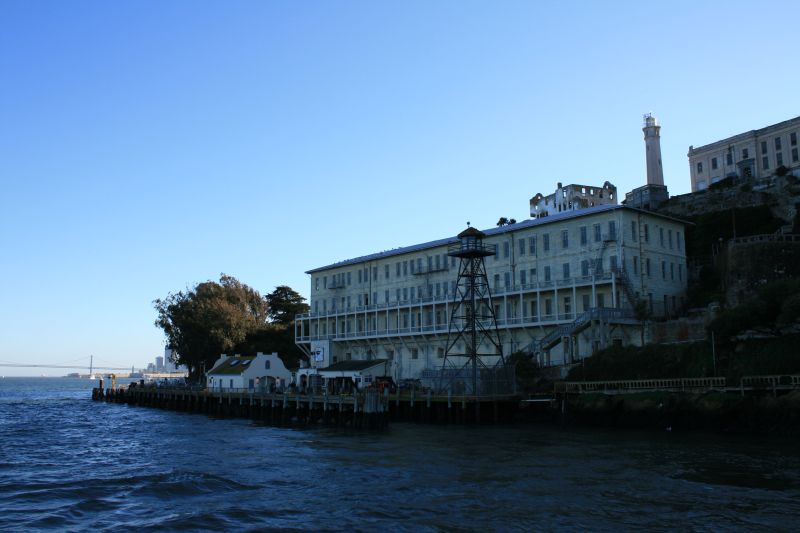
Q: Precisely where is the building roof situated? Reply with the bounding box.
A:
[318,359,389,373]
[306,204,688,273]
[207,356,256,375]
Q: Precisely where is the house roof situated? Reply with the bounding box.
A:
[306,204,689,273]
[318,359,389,373]
[208,356,256,375]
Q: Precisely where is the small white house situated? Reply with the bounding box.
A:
[296,359,390,393]
[206,352,292,392]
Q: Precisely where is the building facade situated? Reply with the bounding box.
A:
[295,205,688,383]
[688,116,800,192]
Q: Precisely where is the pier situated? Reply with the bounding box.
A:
[92,383,520,428]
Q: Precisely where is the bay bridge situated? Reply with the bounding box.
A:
[0,355,137,374]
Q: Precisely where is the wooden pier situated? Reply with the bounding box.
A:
[92,385,521,428]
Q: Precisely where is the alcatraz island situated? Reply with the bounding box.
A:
[96,114,800,433]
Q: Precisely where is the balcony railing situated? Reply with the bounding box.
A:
[297,272,621,320]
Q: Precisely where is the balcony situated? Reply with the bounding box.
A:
[297,272,621,321]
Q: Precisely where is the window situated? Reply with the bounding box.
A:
[668,229,673,249]
[410,260,415,274]
[742,148,749,159]
[504,272,511,289]
[697,161,703,173]
[520,270,527,285]
[562,262,570,279]
[644,224,650,243]
[358,270,362,283]
[543,234,550,252]
[519,238,525,256]
[582,294,590,312]
[711,157,718,170]
[610,256,618,271]
[633,256,639,275]
[593,224,601,242]
[775,137,782,151]
[659,227,664,247]
[631,221,637,242]
[677,232,682,250]
[411,348,419,360]
[529,268,537,282]
[347,296,351,308]
[646,258,651,277]
[373,267,377,280]
[608,221,616,240]
[545,298,553,316]
[395,289,400,301]
[530,300,538,320]
[503,241,510,258]
[493,244,499,261]
[417,258,422,272]
[385,290,389,302]
[561,230,569,248]
[544,266,551,282]
[403,262,408,276]
[580,226,587,245]
[670,263,675,280]
[581,260,589,277]
[762,156,769,170]
[402,288,408,301]
[315,278,319,290]
[661,261,666,280]
[793,148,799,163]
[494,273,500,289]
[437,347,444,359]
[777,152,784,167]
[529,236,537,255]
[410,287,416,300]
[385,265,390,279]
[436,282,441,296]
[396,262,400,276]
[324,276,327,289]
[347,272,351,285]
[726,152,733,166]
[761,141,768,155]
[597,293,605,308]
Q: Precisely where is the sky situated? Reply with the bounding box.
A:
[1,1,798,376]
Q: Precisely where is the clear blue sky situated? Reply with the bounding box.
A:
[1,1,798,375]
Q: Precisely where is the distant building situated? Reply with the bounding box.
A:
[530,181,618,219]
[688,116,800,191]
[155,356,164,372]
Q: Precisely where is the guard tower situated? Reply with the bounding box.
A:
[438,226,509,399]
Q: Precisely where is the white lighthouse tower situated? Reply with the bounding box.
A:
[643,113,664,186]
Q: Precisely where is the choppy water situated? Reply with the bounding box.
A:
[1,377,799,532]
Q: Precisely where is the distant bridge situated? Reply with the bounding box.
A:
[0,363,131,370]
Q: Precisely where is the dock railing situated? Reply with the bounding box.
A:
[557,377,727,394]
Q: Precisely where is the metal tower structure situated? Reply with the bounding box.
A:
[438,226,509,398]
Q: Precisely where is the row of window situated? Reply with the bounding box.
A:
[311,257,684,314]
[315,222,682,292]
[696,131,798,175]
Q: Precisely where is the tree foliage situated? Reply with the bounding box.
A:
[266,285,309,326]
[154,275,311,380]
[155,274,302,380]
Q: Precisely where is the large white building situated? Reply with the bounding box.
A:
[688,116,800,192]
[295,205,688,382]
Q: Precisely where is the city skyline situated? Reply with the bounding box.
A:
[1,1,799,375]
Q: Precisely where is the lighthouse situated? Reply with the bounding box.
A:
[643,113,664,186]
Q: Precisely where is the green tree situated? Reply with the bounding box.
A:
[153,274,269,380]
[266,285,309,326]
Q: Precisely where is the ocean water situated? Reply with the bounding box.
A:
[1,377,799,532]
